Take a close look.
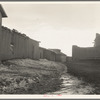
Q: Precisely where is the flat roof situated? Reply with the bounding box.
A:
[0,4,7,17]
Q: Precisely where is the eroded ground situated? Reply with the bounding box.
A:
[0,59,67,94]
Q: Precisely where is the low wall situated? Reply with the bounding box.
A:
[72,45,100,60]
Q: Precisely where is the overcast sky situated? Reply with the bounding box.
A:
[1,2,100,56]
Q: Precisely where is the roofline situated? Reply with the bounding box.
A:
[0,4,7,17]
[32,39,40,43]
[39,47,46,49]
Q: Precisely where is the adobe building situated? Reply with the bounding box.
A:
[0,4,7,31]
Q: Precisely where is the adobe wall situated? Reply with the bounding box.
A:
[50,52,56,61]
[28,39,39,60]
[55,54,61,62]
[43,49,56,61]
[72,45,100,60]
[61,55,67,62]
[0,13,2,58]
[49,49,61,53]
[12,30,27,59]
[43,49,51,60]
[0,27,13,60]
[0,25,67,62]
[0,26,40,61]
[39,47,44,59]
[0,12,2,32]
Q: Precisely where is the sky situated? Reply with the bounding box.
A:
[1,2,100,56]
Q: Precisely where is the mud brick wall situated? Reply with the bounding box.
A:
[0,26,39,61]
[43,49,56,61]
[72,45,100,60]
